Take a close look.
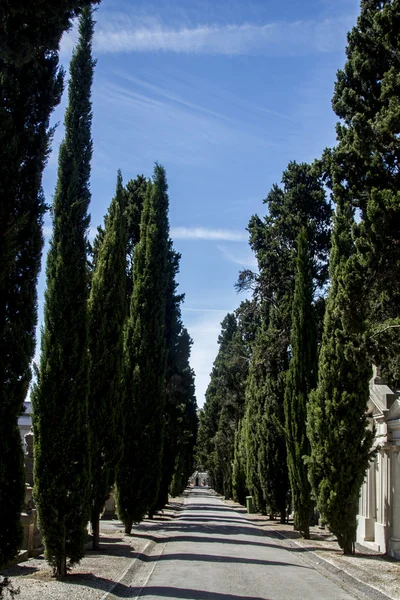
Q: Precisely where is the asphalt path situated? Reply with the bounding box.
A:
[127,488,357,600]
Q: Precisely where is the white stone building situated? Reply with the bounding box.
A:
[18,401,33,452]
[357,367,400,558]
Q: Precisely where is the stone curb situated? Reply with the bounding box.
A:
[261,526,396,600]
[218,496,396,600]
[99,499,186,600]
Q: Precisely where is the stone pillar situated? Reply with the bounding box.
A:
[388,449,400,558]
[24,429,34,487]
[364,460,377,540]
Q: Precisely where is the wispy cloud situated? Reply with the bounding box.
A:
[171,227,247,242]
[61,15,354,57]
[217,244,257,268]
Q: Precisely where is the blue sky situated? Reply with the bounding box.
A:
[39,0,360,407]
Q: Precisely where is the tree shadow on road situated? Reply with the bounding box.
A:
[137,551,311,569]
[130,532,287,552]
[137,586,272,599]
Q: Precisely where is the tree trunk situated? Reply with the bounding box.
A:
[300,523,310,539]
[124,519,133,534]
[279,503,286,524]
[91,515,100,550]
[56,553,67,577]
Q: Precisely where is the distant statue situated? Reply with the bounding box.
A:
[25,429,34,458]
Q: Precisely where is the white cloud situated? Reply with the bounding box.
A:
[61,15,355,58]
[171,227,247,242]
[95,18,353,56]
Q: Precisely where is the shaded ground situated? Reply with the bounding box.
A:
[2,491,399,600]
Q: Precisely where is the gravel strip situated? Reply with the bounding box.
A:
[1,495,185,600]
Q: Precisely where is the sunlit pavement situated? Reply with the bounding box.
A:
[119,487,357,600]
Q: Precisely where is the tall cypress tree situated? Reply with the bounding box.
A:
[195,313,238,496]
[240,162,331,522]
[284,227,317,539]
[169,328,198,499]
[246,309,290,521]
[116,164,169,532]
[232,418,248,506]
[88,171,127,550]
[0,0,98,568]
[31,8,95,575]
[307,200,374,555]
[152,244,186,513]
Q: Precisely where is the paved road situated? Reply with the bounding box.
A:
[127,488,356,600]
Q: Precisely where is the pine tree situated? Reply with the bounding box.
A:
[307,200,374,555]
[116,164,169,532]
[88,171,127,550]
[0,0,98,568]
[327,0,400,380]
[284,227,317,538]
[31,8,95,575]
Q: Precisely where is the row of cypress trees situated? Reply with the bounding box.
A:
[197,0,400,555]
[1,5,197,575]
[0,0,100,571]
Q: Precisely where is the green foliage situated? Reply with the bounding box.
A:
[242,162,331,523]
[0,1,99,66]
[31,8,95,575]
[242,161,331,306]
[232,419,248,505]
[169,329,198,498]
[125,175,148,304]
[245,311,290,520]
[284,228,317,538]
[327,0,400,381]
[307,201,374,555]
[152,245,192,512]
[195,306,251,498]
[116,164,169,530]
[0,8,67,569]
[88,171,127,548]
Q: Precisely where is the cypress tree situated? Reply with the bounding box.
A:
[244,328,269,515]
[0,0,98,568]
[195,313,238,496]
[151,245,182,513]
[169,328,198,498]
[307,200,374,555]
[116,164,169,532]
[31,8,95,575]
[246,309,290,521]
[284,227,317,539]
[240,162,331,521]
[88,171,127,550]
[232,419,248,505]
